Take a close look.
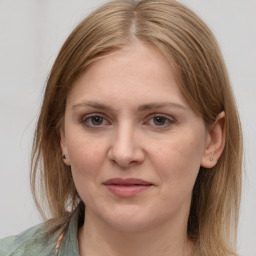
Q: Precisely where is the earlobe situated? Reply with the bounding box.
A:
[59,127,71,166]
[201,111,226,168]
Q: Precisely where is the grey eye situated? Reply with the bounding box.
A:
[152,116,169,126]
[90,116,104,126]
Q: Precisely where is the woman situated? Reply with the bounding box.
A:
[0,0,242,255]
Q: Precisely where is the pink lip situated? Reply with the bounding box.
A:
[103,178,153,197]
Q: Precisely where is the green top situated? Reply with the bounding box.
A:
[0,210,80,256]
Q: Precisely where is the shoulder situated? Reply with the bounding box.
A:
[0,223,58,256]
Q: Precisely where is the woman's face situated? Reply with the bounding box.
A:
[61,41,211,232]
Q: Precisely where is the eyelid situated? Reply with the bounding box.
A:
[144,113,176,126]
[146,113,175,121]
[80,113,112,127]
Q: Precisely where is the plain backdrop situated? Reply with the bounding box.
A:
[0,1,255,255]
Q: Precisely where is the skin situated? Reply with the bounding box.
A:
[60,41,225,256]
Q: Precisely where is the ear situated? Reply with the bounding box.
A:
[200,111,226,168]
[59,127,71,166]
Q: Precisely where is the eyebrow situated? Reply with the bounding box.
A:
[137,102,186,112]
[72,102,114,111]
[72,101,187,112]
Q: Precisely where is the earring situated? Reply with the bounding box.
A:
[210,157,214,162]
[63,155,68,160]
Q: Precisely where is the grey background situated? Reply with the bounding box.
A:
[0,1,255,255]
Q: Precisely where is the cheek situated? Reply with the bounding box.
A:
[67,136,109,204]
[151,132,205,187]
[67,135,108,177]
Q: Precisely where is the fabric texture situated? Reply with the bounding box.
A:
[0,210,80,256]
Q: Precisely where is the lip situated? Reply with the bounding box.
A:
[103,178,153,197]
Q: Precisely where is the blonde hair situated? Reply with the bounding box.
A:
[31,1,242,255]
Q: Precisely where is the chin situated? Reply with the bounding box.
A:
[107,218,153,233]
[98,208,160,233]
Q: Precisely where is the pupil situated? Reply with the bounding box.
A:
[154,116,165,125]
[92,116,103,125]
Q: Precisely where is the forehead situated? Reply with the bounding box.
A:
[67,41,188,107]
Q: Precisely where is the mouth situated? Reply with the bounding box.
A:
[102,178,153,197]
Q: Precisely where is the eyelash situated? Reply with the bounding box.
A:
[81,114,110,127]
[145,115,175,127]
[80,113,175,128]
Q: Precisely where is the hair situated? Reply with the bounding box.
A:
[31,0,243,255]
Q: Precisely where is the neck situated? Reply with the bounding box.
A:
[78,210,194,256]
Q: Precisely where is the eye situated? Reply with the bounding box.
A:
[152,116,169,126]
[81,115,110,127]
[146,115,174,127]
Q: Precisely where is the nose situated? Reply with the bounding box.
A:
[107,122,145,168]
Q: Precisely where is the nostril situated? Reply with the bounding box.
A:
[109,157,134,167]
[107,137,145,168]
